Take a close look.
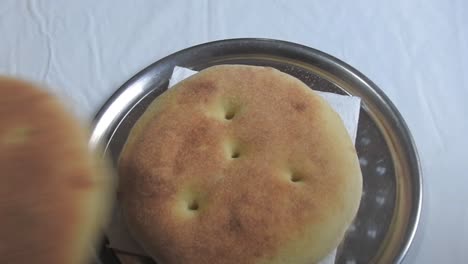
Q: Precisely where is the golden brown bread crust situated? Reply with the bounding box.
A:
[118,65,362,264]
[0,77,113,264]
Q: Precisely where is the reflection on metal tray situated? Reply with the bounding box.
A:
[90,38,422,264]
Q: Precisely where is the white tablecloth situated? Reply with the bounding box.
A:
[1,0,467,263]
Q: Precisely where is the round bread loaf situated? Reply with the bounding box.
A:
[118,65,362,264]
[0,77,114,264]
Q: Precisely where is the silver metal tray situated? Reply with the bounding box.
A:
[90,38,422,264]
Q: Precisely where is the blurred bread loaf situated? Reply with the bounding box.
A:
[0,77,114,264]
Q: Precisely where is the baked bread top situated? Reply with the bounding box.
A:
[118,65,362,264]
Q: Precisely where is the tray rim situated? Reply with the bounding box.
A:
[90,38,422,264]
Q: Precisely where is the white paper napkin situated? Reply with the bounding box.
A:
[107,66,361,264]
